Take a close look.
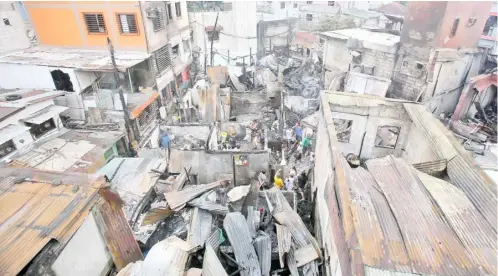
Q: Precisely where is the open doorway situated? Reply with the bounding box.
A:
[51,69,74,92]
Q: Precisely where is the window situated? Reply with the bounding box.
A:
[175,2,182,17]
[83,13,106,34]
[0,139,16,159]
[328,1,335,6]
[375,126,400,149]
[450,17,460,37]
[154,44,172,73]
[172,44,180,59]
[306,14,312,21]
[333,119,352,143]
[294,3,298,8]
[3,18,10,26]
[280,2,285,9]
[183,39,190,53]
[26,119,56,139]
[117,14,138,34]
[152,8,165,31]
[167,3,173,20]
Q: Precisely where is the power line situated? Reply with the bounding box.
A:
[191,20,296,39]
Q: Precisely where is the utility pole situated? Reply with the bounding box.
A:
[107,37,135,155]
[210,12,219,67]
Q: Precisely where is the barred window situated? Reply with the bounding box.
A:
[83,13,106,34]
[167,3,173,20]
[117,14,138,34]
[152,8,165,31]
[154,44,171,73]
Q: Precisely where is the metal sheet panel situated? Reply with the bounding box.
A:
[0,170,102,276]
[447,154,497,232]
[366,156,480,276]
[187,207,213,247]
[93,192,143,271]
[141,236,194,276]
[22,105,68,124]
[411,159,447,176]
[276,223,291,268]
[253,231,271,276]
[165,180,228,211]
[418,171,497,274]
[203,245,228,276]
[223,212,261,276]
[348,167,411,273]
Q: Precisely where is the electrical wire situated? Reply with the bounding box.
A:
[191,20,296,39]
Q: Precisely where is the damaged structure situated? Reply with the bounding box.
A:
[312,91,496,275]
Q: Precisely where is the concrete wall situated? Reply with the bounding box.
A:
[401,123,439,164]
[141,1,189,53]
[0,2,31,54]
[0,63,92,93]
[257,17,297,58]
[322,37,397,88]
[189,1,257,67]
[312,106,348,276]
[328,101,412,159]
[168,148,269,185]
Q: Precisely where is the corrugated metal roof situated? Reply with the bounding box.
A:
[93,191,143,271]
[0,106,22,121]
[0,168,103,276]
[276,223,292,268]
[187,207,213,247]
[417,171,497,275]
[141,236,194,276]
[447,155,497,233]
[366,156,480,276]
[165,180,228,211]
[348,167,411,273]
[254,231,271,276]
[223,212,261,276]
[203,245,228,276]
[411,159,447,176]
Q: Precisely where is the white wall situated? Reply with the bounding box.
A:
[190,1,257,67]
[0,100,54,129]
[0,63,93,93]
[0,2,30,54]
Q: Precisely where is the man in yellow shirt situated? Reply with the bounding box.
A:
[274,169,284,189]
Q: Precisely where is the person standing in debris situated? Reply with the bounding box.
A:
[274,169,284,189]
[300,132,312,155]
[285,174,295,191]
[285,126,294,149]
[293,122,303,142]
[297,171,308,200]
[258,170,268,189]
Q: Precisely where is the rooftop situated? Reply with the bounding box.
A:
[0,47,150,72]
[318,91,497,276]
[8,128,124,173]
[320,28,400,53]
[0,89,65,109]
[0,166,105,275]
[343,8,383,19]
[375,2,407,17]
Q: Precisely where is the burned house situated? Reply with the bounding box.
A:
[312,91,496,275]
[0,166,142,276]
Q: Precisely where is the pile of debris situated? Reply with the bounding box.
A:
[120,171,320,276]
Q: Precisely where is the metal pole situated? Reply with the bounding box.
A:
[107,37,135,155]
[210,12,219,67]
[228,50,230,65]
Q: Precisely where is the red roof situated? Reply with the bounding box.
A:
[293,32,319,47]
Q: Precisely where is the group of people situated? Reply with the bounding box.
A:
[285,122,312,155]
[258,167,308,200]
